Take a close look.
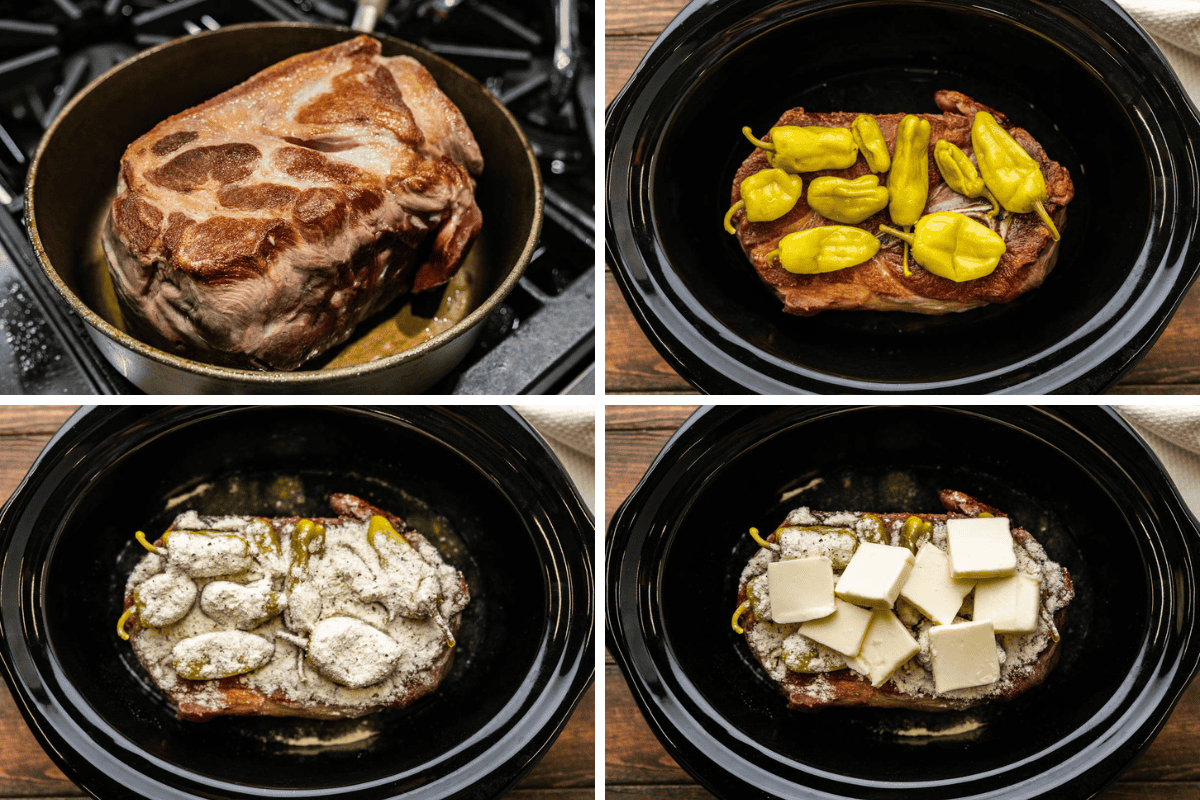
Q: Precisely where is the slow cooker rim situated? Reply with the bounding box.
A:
[605,405,1199,800]
[0,405,593,800]
[604,0,1200,395]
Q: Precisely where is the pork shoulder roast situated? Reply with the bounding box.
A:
[729,91,1073,316]
[103,35,483,370]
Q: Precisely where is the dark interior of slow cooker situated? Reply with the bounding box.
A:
[661,407,1147,782]
[651,2,1150,385]
[42,407,543,790]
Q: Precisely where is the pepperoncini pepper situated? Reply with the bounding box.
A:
[899,516,933,553]
[247,517,282,558]
[933,140,999,217]
[723,169,804,234]
[116,569,199,640]
[851,114,891,173]
[287,518,326,590]
[742,125,858,174]
[766,226,881,275]
[807,175,890,224]
[970,111,1060,241]
[367,514,414,565]
[879,212,1007,282]
[887,114,931,276]
[745,579,771,622]
[859,514,888,545]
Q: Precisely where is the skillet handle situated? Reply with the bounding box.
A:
[353,0,390,32]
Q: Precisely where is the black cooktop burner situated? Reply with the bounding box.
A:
[0,0,594,394]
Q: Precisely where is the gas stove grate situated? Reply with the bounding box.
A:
[0,0,593,394]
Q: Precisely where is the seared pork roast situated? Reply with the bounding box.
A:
[103,36,483,370]
[729,91,1073,315]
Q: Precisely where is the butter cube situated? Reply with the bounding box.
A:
[899,543,976,624]
[767,557,836,623]
[835,542,914,608]
[928,620,1000,692]
[974,573,1041,634]
[846,609,920,687]
[946,517,1017,579]
[798,599,873,657]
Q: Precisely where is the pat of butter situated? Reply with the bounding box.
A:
[928,620,1000,692]
[835,542,914,608]
[767,557,836,623]
[845,609,920,687]
[798,599,873,657]
[946,517,1017,579]
[899,543,976,625]
[974,573,1041,634]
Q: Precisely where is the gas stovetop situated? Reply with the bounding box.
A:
[0,0,594,394]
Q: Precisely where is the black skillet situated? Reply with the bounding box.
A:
[607,405,1200,799]
[25,0,542,393]
[605,0,1200,394]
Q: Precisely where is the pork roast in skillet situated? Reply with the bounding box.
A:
[103,35,483,370]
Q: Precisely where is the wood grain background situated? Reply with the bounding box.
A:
[0,406,594,800]
[604,0,1200,395]
[605,405,1200,799]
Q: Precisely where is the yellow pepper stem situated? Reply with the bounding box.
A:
[765,248,781,267]
[1033,200,1061,241]
[877,223,914,246]
[435,614,456,648]
[985,190,1000,218]
[878,224,916,276]
[742,126,775,152]
[748,526,772,548]
[731,600,751,634]
[117,607,135,641]
[135,530,161,554]
[724,200,745,234]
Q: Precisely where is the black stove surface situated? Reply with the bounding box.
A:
[0,0,595,394]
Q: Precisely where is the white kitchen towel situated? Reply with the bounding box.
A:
[514,404,595,513]
[1118,0,1200,107]
[1115,405,1200,520]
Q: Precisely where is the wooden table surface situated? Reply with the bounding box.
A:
[604,404,1200,800]
[603,0,1200,395]
[0,406,594,800]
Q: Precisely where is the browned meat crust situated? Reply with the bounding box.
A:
[730,91,1074,315]
[105,36,483,370]
[737,490,1073,711]
[124,494,467,722]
